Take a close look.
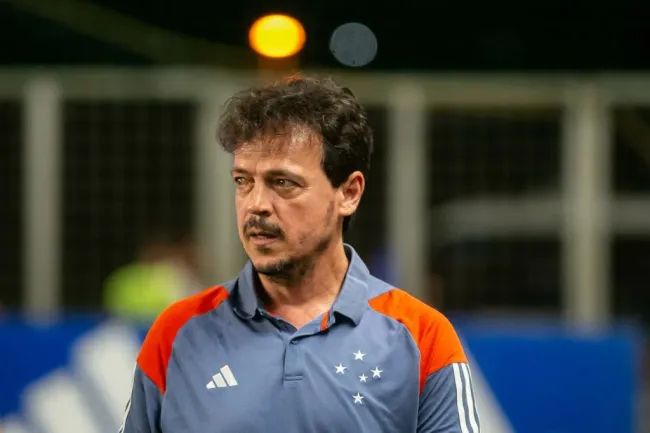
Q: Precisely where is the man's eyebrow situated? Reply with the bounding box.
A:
[267,170,307,185]
[231,167,307,183]
[231,167,250,176]
[265,169,301,179]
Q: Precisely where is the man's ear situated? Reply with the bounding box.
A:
[338,171,365,217]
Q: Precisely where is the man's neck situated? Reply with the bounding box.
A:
[258,242,350,322]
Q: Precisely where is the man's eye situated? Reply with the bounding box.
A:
[234,177,248,185]
[274,179,296,188]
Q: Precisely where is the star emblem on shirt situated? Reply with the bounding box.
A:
[352,393,364,404]
[353,350,365,361]
[335,364,347,374]
[371,367,383,378]
[359,373,368,383]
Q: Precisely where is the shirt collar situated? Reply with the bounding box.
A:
[232,244,370,325]
[231,260,259,320]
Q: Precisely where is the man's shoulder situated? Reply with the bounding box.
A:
[366,277,449,328]
[153,285,230,333]
[135,285,231,393]
[366,278,467,377]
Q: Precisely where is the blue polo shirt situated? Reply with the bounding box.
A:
[120,245,480,432]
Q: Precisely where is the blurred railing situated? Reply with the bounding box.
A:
[2,68,650,329]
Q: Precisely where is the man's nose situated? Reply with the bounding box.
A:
[247,183,273,217]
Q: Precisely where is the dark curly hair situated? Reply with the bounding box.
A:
[217,75,374,232]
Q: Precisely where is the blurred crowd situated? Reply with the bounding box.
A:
[102,230,203,323]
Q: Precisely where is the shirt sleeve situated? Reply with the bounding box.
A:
[119,365,162,433]
[417,362,481,433]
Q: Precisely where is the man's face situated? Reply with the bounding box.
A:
[232,131,362,278]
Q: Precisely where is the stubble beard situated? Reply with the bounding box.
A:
[253,201,336,286]
[254,232,333,286]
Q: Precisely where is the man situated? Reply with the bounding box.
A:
[120,75,480,432]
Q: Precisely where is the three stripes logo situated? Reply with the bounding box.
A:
[206,365,238,389]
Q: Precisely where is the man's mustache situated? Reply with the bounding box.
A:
[243,218,283,238]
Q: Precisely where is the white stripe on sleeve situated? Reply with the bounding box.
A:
[452,363,471,433]
[461,363,480,432]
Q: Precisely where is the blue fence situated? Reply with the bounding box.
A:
[0,314,641,433]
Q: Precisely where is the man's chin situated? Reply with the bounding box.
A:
[252,257,293,276]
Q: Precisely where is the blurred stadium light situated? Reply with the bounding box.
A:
[249,14,306,59]
[329,22,378,68]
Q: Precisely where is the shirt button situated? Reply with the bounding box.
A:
[290,340,298,345]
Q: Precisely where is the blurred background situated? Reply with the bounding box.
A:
[0,1,648,432]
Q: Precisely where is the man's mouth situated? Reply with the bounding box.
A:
[247,230,280,246]
[248,231,279,239]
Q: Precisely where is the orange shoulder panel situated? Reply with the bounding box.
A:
[368,288,467,393]
[136,285,230,394]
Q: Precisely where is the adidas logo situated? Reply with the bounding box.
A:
[205,365,238,389]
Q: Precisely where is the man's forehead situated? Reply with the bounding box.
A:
[233,130,322,163]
